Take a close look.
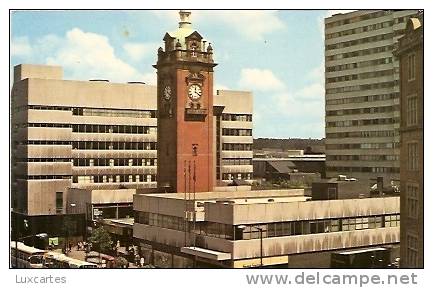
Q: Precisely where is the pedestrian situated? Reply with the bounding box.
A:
[68,242,72,252]
[140,257,144,268]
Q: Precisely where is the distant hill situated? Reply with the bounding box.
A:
[253,138,325,153]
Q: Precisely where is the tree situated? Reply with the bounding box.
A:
[88,227,112,264]
[61,216,76,254]
[113,256,128,268]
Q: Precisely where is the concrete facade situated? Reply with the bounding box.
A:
[133,191,400,268]
[325,10,418,183]
[394,16,423,268]
[10,64,253,219]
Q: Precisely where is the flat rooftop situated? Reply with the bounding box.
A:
[136,189,310,205]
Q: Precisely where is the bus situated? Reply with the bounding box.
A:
[11,241,45,268]
[67,258,98,268]
[331,247,391,268]
[43,251,97,268]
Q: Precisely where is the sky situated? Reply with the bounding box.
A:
[10,10,349,139]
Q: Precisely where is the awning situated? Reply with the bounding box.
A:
[181,246,231,261]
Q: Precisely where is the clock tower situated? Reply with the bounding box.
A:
[154,10,217,193]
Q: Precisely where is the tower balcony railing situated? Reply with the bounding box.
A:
[158,49,214,64]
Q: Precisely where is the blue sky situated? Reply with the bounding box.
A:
[10,10,341,139]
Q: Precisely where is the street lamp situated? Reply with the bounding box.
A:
[14,224,47,268]
[238,225,264,267]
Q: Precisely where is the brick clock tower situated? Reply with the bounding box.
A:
[154,10,217,193]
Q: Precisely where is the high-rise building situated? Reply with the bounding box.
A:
[324,10,418,184]
[394,14,423,268]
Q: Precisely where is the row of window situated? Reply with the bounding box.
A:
[326,142,398,150]
[240,215,399,240]
[21,140,71,145]
[328,155,399,161]
[326,130,398,139]
[72,124,156,134]
[222,129,252,136]
[25,175,72,180]
[72,174,156,184]
[16,158,72,163]
[19,140,158,150]
[221,114,252,122]
[325,19,394,39]
[13,104,71,112]
[326,69,395,84]
[135,211,400,241]
[327,166,400,173]
[326,92,398,105]
[221,158,252,165]
[222,173,252,180]
[73,158,157,167]
[24,123,71,128]
[72,141,157,150]
[326,117,398,128]
[326,57,393,73]
[326,32,394,51]
[13,105,157,119]
[326,44,394,62]
[73,107,156,118]
[222,143,252,151]
[326,105,396,116]
[326,80,397,94]
[325,11,392,29]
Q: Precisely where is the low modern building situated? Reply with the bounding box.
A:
[253,154,326,180]
[394,15,423,268]
[133,190,400,268]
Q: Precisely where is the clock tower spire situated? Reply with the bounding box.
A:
[154,10,217,193]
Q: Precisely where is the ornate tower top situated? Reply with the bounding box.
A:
[179,10,192,28]
[156,10,216,66]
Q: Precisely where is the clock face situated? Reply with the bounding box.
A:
[163,85,172,101]
[188,84,202,100]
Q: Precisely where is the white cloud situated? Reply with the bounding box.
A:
[11,36,32,57]
[250,64,325,138]
[42,28,156,84]
[12,28,157,85]
[123,42,160,61]
[238,68,285,92]
[153,10,285,41]
[203,11,285,41]
[297,82,324,101]
[308,62,325,80]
